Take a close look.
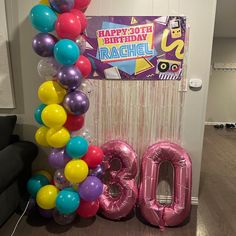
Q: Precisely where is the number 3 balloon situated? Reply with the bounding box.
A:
[99,140,138,220]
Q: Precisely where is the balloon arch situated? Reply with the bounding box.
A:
[27,0,192,229]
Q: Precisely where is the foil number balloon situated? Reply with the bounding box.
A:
[138,141,192,228]
[99,140,138,220]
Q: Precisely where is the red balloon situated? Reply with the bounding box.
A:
[82,145,104,169]
[77,199,99,218]
[55,13,81,40]
[74,0,91,12]
[64,114,84,132]
[70,9,87,32]
[75,55,92,78]
[51,179,55,185]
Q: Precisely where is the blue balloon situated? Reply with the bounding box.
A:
[34,104,46,125]
[49,0,74,13]
[29,5,57,32]
[66,136,88,158]
[56,189,80,214]
[54,39,80,65]
[27,175,49,197]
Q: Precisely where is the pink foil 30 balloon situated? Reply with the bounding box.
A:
[138,141,192,229]
[99,140,138,220]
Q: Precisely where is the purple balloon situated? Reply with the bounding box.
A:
[90,164,105,178]
[38,207,53,218]
[63,91,90,115]
[78,176,103,201]
[32,33,57,57]
[58,66,82,90]
[48,148,71,169]
[49,0,74,13]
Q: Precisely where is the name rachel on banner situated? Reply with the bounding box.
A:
[84,16,187,80]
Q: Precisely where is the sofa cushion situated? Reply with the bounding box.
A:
[0,115,17,150]
[0,141,38,193]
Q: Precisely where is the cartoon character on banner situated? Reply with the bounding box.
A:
[156,59,182,80]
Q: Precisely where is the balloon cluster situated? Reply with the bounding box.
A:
[28,0,104,225]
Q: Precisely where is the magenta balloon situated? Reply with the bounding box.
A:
[138,141,192,229]
[78,176,103,201]
[48,148,70,169]
[63,91,90,115]
[32,33,57,57]
[57,66,82,90]
[99,140,138,220]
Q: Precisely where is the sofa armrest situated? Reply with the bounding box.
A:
[9,135,20,144]
[0,141,38,193]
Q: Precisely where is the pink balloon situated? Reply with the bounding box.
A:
[74,0,91,12]
[138,141,192,229]
[99,140,138,220]
[70,9,87,32]
[55,13,81,40]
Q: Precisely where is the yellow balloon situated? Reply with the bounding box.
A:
[65,160,88,183]
[34,170,52,182]
[42,104,67,128]
[46,127,70,148]
[36,185,59,210]
[35,126,49,147]
[38,81,66,105]
[39,0,49,6]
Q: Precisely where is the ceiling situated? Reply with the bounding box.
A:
[214,0,236,38]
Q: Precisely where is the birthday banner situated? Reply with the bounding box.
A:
[84,16,187,80]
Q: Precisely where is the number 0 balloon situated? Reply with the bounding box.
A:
[138,142,192,228]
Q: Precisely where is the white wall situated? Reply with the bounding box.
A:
[0,0,14,108]
[206,38,236,122]
[0,0,216,202]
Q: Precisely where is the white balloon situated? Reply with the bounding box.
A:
[71,128,95,144]
[76,35,86,54]
[37,57,62,80]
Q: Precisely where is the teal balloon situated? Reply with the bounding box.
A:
[29,5,57,32]
[56,189,80,215]
[34,104,46,125]
[66,136,88,158]
[54,39,80,65]
[27,175,49,197]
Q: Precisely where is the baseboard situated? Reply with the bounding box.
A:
[158,195,198,205]
[205,121,235,125]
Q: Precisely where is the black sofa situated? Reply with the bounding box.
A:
[0,116,38,225]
